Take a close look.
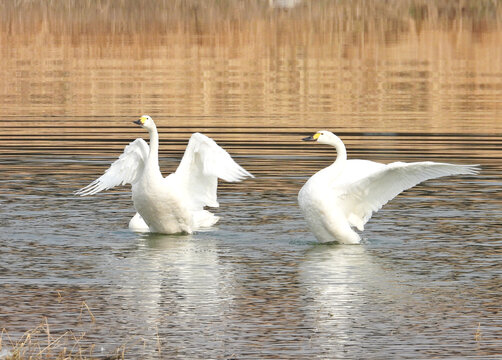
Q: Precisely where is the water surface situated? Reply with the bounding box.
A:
[1,4,501,358]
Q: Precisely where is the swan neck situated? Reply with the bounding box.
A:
[331,136,347,167]
[146,125,160,173]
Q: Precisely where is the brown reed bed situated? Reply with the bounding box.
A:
[1,0,501,47]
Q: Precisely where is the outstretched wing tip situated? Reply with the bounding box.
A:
[221,164,254,182]
[74,180,101,196]
[465,164,481,175]
[442,163,481,177]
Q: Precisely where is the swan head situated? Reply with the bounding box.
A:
[133,115,155,130]
[302,130,338,145]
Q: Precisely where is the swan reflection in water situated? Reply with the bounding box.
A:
[299,244,410,355]
[102,233,411,357]
[103,232,236,356]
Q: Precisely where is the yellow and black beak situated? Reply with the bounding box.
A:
[302,133,319,141]
[133,116,146,126]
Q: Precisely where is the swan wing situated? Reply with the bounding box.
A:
[335,159,386,185]
[75,138,149,196]
[338,161,480,230]
[174,132,253,209]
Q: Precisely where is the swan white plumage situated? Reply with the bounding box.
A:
[76,115,254,234]
[298,130,479,244]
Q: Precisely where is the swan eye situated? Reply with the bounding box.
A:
[140,116,148,124]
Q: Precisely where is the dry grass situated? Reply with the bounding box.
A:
[0,0,501,47]
[0,302,124,360]
[0,298,171,359]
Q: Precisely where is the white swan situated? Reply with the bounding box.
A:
[76,115,254,234]
[298,130,479,244]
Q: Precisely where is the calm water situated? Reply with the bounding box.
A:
[1,8,502,358]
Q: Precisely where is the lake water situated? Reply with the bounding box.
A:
[1,3,502,359]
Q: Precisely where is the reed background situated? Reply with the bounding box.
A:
[2,0,501,40]
[1,0,501,163]
[1,1,501,128]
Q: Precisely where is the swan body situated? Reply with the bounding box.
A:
[299,131,479,244]
[76,115,253,234]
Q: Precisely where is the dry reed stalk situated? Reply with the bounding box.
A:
[77,301,95,324]
[475,322,482,341]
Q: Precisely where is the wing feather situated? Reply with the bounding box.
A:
[75,138,149,196]
[339,162,480,230]
[174,133,253,209]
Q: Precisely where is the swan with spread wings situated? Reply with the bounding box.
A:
[299,130,479,244]
[76,115,253,234]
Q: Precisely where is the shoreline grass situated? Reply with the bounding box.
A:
[0,302,125,360]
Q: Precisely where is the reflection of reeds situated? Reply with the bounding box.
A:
[1,0,501,46]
